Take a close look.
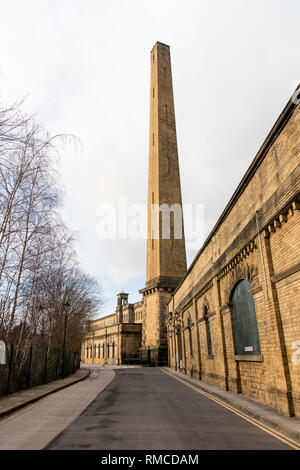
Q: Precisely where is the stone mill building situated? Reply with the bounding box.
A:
[82,42,300,418]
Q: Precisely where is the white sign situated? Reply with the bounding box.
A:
[245,346,253,352]
[0,340,6,364]
[292,340,300,364]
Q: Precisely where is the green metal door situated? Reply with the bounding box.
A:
[232,279,261,355]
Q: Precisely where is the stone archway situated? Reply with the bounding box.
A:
[224,262,258,308]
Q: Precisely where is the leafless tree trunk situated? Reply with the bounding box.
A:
[0,99,102,392]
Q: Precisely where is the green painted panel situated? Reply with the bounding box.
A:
[206,318,213,356]
[232,279,261,355]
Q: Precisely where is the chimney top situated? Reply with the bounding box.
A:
[151,41,170,52]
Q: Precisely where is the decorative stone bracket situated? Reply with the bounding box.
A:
[264,198,299,238]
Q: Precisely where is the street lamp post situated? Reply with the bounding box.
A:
[61,298,71,378]
[105,328,112,365]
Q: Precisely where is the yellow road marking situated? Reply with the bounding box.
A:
[161,369,300,450]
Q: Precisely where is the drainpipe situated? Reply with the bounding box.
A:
[255,211,269,300]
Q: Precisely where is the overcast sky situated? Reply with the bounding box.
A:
[1,0,299,316]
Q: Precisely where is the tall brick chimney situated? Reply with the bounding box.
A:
[140,42,187,365]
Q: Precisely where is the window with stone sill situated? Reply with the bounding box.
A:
[186,313,193,357]
[231,279,261,356]
[204,304,213,357]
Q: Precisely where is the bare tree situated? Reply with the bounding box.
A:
[0,99,102,393]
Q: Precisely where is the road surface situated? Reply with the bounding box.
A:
[0,366,297,450]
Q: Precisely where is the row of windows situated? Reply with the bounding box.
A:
[175,310,212,358]
[86,343,116,359]
[135,310,142,321]
[170,280,261,359]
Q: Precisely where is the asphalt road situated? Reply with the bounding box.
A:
[44,367,292,450]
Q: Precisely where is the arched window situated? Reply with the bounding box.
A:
[102,344,105,358]
[231,279,261,355]
[187,314,193,357]
[204,304,213,357]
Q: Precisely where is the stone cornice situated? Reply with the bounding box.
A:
[263,198,300,239]
[139,276,182,296]
[171,189,299,312]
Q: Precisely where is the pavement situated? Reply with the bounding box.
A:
[162,367,300,442]
[0,363,138,421]
[0,367,90,419]
[0,367,115,450]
